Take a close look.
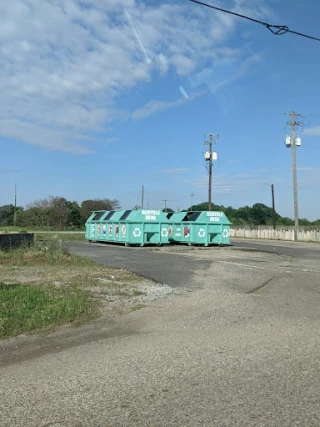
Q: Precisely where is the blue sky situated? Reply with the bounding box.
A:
[1,0,320,219]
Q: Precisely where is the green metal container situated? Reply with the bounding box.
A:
[85,210,109,241]
[86,209,172,246]
[168,211,231,246]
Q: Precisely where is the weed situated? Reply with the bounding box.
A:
[0,283,99,338]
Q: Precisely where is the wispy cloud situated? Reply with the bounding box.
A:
[132,98,186,120]
[0,169,19,174]
[304,126,320,136]
[162,168,191,174]
[0,0,270,153]
[179,86,189,99]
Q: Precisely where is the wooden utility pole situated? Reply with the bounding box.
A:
[204,133,218,211]
[13,181,17,227]
[141,185,144,209]
[271,184,276,230]
[285,111,302,241]
[162,199,169,212]
[189,193,195,211]
[208,133,213,211]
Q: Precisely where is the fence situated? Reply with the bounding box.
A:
[230,226,320,242]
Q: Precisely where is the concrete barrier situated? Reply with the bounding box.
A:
[230,226,320,242]
[0,233,34,250]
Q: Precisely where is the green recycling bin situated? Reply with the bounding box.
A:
[85,210,109,241]
[110,209,171,246]
[86,209,172,246]
[168,211,231,246]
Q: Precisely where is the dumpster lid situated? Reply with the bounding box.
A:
[91,211,107,221]
[182,211,201,221]
[119,210,133,220]
[103,210,116,220]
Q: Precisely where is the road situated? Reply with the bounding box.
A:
[1,239,320,426]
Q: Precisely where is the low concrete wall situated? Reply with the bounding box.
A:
[0,233,34,250]
[230,226,320,242]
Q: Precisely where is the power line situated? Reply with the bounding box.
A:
[189,0,320,42]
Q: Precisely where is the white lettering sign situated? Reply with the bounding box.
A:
[145,215,157,220]
[142,210,160,215]
[206,212,222,217]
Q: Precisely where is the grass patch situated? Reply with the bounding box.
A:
[0,283,98,338]
[0,238,92,267]
[35,232,86,242]
[0,236,146,338]
[0,226,28,233]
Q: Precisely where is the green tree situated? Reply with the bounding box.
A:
[80,199,120,224]
[0,204,15,226]
[49,196,69,230]
[66,201,82,229]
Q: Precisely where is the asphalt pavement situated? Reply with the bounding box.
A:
[65,241,212,288]
[1,239,319,426]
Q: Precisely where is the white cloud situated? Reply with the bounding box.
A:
[162,168,191,174]
[0,0,269,153]
[132,98,186,120]
[304,126,320,136]
[179,86,189,99]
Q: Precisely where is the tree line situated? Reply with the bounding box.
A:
[187,202,320,226]
[0,197,318,229]
[0,197,120,230]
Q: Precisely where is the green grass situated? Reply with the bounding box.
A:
[0,282,99,338]
[35,232,86,242]
[0,226,28,233]
[0,236,144,338]
[0,238,92,267]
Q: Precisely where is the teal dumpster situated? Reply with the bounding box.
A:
[112,209,171,246]
[85,210,109,241]
[100,210,128,243]
[168,211,231,246]
[86,209,172,246]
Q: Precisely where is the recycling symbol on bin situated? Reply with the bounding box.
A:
[133,227,142,238]
[161,228,168,237]
[198,228,206,238]
[222,228,229,238]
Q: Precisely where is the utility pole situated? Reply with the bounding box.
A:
[141,185,144,209]
[13,181,17,228]
[263,182,276,230]
[285,111,303,241]
[204,133,219,211]
[189,193,195,211]
[271,184,276,231]
[162,199,169,212]
[208,133,213,211]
